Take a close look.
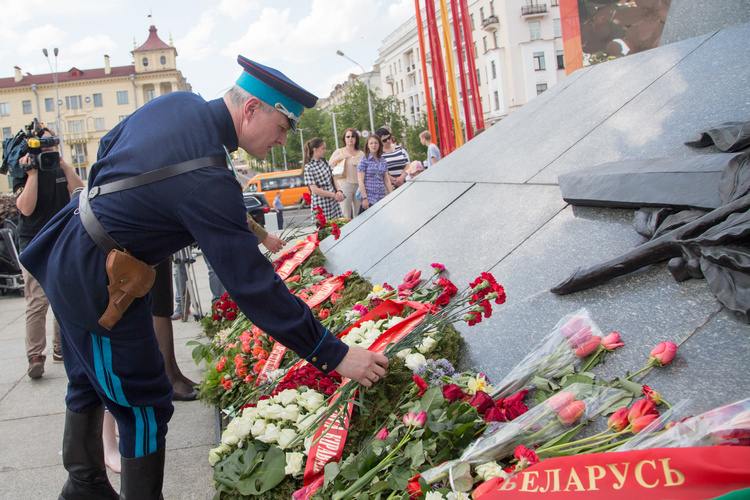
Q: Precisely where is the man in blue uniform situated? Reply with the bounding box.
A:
[21,56,388,499]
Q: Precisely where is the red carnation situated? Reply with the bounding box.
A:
[413,375,428,396]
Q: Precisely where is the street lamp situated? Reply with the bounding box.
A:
[327,111,341,149]
[42,48,64,161]
[298,128,306,165]
[336,50,375,134]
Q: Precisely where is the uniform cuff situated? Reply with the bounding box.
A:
[305,331,349,374]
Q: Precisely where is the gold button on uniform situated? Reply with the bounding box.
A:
[311,357,317,362]
[322,364,328,370]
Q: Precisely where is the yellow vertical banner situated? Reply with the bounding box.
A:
[438,0,464,147]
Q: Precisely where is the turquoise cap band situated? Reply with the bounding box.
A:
[236,71,304,119]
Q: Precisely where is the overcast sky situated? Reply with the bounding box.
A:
[0,0,414,101]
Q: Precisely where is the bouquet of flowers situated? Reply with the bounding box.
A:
[490,308,606,399]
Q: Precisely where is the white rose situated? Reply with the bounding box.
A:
[250,419,267,437]
[208,444,231,467]
[446,492,471,500]
[385,316,405,329]
[220,426,239,446]
[280,404,301,422]
[256,399,271,411]
[285,452,305,476]
[304,435,314,454]
[295,413,317,432]
[475,462,509,481]
[278,389,299,406]
[233,417,252,440]
[300,392,325,413]
[418,337,437,354]
[262,403,284,420]
[277,428,298,449]
[257,423,281,444]
[425,492,445,500]
[404,353,428,372]
[396,348,411,360]
[241,407,258,420]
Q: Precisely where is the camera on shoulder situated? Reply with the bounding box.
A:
[1,118,61,178]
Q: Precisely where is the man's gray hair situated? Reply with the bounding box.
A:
[226,85,275,113]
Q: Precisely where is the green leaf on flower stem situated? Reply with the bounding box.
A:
[553,363,577,379]
[560,373,596,389]
[420,387,445,412]
[534,376,560,392]
[427,421,446,433]
[235,445,286,495]
[534,390,550,406]
[454,421,476,439]
[536,423,583,451]
[370,479,391,494]
[386,466,413,491]
[371,439,386,456]
[600,393,634,416]
[407,440,425,468]
[323,461,341,489]
[616,377,645,395]
[450,461,474,492]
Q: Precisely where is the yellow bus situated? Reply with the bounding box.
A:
[242,170,308,207]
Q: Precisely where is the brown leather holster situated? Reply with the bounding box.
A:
[99,249,156,330]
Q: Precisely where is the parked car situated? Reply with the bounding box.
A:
[244,192,270,227]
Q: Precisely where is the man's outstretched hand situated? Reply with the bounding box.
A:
[334,345,389,387]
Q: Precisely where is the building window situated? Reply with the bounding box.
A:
[491,61,497,79]
[494,91,500,110]
[557,50,565,69]
[22,100,32,114]
[146,89,156,102]
[534,52,546,71]
[398,60,402,72]
[530,21,541,40]
[45,98,54,112]
[2,127,12,140]
[65,96,82,110]
[483,36,488,53]
[474,42,478,58]
[537,83,548,94]
[117,91,129,105]
[490,0,495,15]
[471,13,475,30]
[68,119,85,133]
[0,103,9,116]
[160,56,167,65]
[93,93,103,107]
[142,57,149,67]
[493,31,499,48]
[476,68,481,85]
[47,122,58,135]
[480,7,485,21]
[95,118,106,131]
[401,80,404,92]
[554,18,562,38]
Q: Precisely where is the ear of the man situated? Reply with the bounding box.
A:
[243,97,261,121]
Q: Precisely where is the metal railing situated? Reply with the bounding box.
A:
[522,4,548,15]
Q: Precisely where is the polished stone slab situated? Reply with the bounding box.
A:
[661,0,750,46]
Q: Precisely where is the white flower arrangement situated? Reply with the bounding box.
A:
[210,386,328,477]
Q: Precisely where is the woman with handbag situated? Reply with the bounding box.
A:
[303,137,344,223]
[328,128,364,218]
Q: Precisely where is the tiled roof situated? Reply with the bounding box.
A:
[0,65,180,89]
[134,25,171,52]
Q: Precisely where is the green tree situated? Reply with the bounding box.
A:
[331,81,407,142]
[403,113,432,163]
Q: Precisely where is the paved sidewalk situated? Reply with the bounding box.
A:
[0,254,217,500]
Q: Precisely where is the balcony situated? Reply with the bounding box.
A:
[482,15,499,32]
[521,4,548,16]
[385,75,395,84]
[70,154,89,166]
[63,132,90,144]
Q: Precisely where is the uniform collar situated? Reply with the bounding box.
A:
[210,98,239,153]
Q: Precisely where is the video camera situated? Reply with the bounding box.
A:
[1,119,61,178]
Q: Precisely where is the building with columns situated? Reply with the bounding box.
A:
[376,0,565,128]
[0,25,190,187]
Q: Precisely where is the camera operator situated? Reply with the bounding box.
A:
[14,127,84,379]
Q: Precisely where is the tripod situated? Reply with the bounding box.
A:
[174,246,203,321]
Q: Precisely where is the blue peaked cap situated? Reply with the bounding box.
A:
[236,55,318,132]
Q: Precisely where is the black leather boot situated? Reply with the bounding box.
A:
[58,405,119,500]
[119,447,165,500]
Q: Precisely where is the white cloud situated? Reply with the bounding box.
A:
[176,10,220,61]
[218,0,261,17]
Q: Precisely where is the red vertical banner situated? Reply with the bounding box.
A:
[459,0,484,131]
[560,0,583,75]
[449,0,474,140]
[414,0,438,145]
[424,0,456,155]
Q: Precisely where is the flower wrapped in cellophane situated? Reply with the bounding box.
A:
[421,383,628,484]
[621,397,750,450]
[490,308,604,399]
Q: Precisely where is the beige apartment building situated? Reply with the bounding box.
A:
[377,0,565,128]
[0,25,189,190]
